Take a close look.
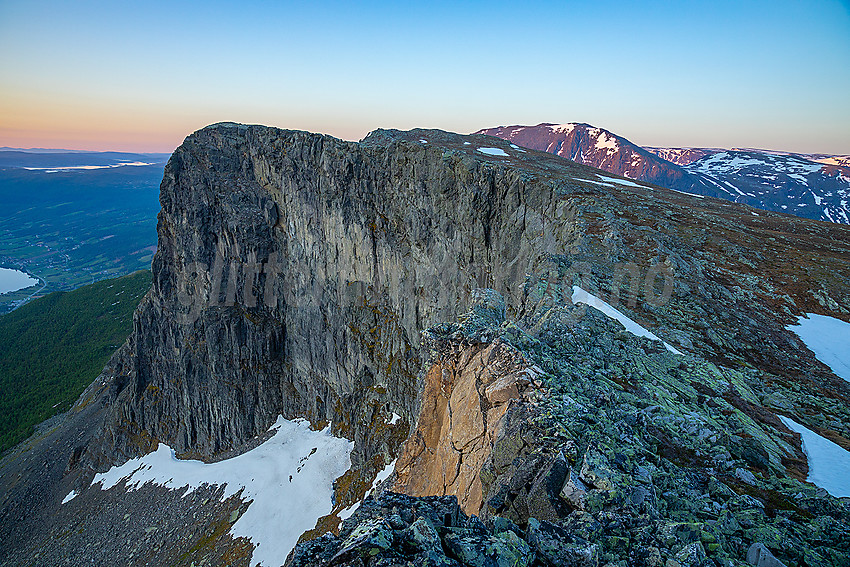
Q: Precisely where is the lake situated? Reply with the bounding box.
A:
[0,268,38,294]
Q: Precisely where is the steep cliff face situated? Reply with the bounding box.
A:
[393,338,540,514]
[3,123,850,566]
[83,123,850,478]
[82,124,593,475]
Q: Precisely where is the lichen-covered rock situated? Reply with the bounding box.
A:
[746,542,787,567]
[526,518,599,566]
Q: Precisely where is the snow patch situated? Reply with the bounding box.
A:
[596,174,646,189]
[419,139,428,144]
[367,458,397,496]
[61,490,78,504]
[593,131,618,152]
[787,313,850,383]
[670,188,705,199]
[571,286,683,355]
[388,412,401,425]
[548,124,576,134]
[779,416,850,498]
[477,147,509,157]
[92,416,353,567]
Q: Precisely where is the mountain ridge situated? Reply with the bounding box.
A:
[477,123,850,224]
[1,123,848,566]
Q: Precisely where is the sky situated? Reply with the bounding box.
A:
[1,0,849,154]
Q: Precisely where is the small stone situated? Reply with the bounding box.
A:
[645,547,663,567]
[746,543,788,567]
[485,374,520,406]
[675,542,707,566]
[409,517,441,551]
[526,518,598,567]
[735,467,757,486]
[560,466,589,510]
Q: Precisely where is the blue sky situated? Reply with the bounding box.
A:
[1,0,848,153]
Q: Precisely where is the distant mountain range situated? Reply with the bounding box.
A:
[0,149,170,170]
[477,123,850,224]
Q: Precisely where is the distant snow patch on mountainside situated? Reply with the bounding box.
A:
[643,147,723,166]
[685,151,850,224]
[61,490,78,504]
[477,147,509,157]
[813,156,850,167]
[592,130,618,152]
[779,416,850,498]
[91,416,354,567]
[788,314,850,383]
[548,123,576,134]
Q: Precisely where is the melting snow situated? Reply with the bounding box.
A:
[571,286,683,355]
[509,143,526,152]
[92,416,353,567]
[779,416,850,498]
[596,174,646,189]
[340,458,398,521]
[670,189,705,198]
[477,147,509,157]
[366,458,397,498]
[61,490,78,504]
[787,313,850,383]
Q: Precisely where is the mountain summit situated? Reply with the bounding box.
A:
[478,123,850,224]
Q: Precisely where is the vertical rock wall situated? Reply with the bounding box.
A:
[83,124,579,474]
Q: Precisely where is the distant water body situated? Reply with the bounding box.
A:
[0,268,38,294]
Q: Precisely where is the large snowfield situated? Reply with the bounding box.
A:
[782,313,850,497]
[779,416,850,498]
[788,313,850,383]
[85,416,353,567]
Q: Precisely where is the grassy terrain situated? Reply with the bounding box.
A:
[0,162,163,313]
[0,270,150,453]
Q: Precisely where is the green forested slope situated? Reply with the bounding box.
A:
[0,270,150,452]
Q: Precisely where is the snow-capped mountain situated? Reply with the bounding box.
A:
[475,123,725,199]
[643,146,723,165]
[479,123,850,224]
[808,154,850,168]
[685,150,850,224]
[647,146,850,169]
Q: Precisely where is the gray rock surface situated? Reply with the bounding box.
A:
[746,542,787,567]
